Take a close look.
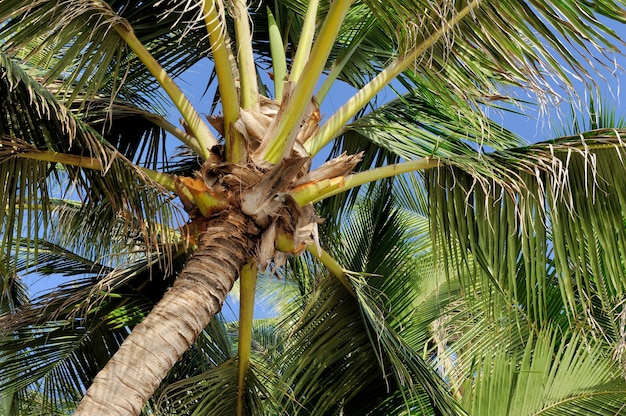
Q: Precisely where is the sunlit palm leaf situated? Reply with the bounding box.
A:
[324,89,524,218]
[286,0,625,106]
[268,185,464,415]
[0,52,182,268]
[273,275,440,415]
[342,92,525,162]
[428,131,626,335]
[460,329,626,415]
[0,0,212,106]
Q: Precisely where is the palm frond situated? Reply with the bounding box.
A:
[460,329,626,415]
[1,51,170,168]
[155,358,281,416]
[0,0,214,107]
[0,277,137,415]
[341,91,525,161]
[70,99,168,170]
[553,91,626,137]
[380,0,625,105]
[0,53,184,267]
[268,184,465,415]
[428,131,626,335]
[0,240,190,414]
[271,271,455,415]
[323,88,525,217]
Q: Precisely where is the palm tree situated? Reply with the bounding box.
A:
[2,0,626,415]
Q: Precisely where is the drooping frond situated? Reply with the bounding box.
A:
[341,91,525,162]
[0,268,28,315]
[155,358,281,416]
[69,99,168,170]
[0,0,213,107]
[363,0,626,106]
[273,274,448,415]
[322,87,525,215]
[0,52,184,268]
[267,184,465,415]
[428,131,626,333]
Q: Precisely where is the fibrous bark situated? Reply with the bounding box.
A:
[74,210,256,416]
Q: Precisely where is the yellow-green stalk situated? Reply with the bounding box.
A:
[262,0,354,164]
[304,0,482,156]
[147,115,201,152]
[316,43,358,104]
[202,0,246,163]
[16,150,103,170]
[288,0,320,83]
[275,232,355,296]
[306,244,355,296]
[113,23,217,159]
[267,8,287,100]
[233,0,259,111]
[175,177,230,217]
[15,149,181,195]
[291,157,441,205]
[237,260,258,416]
[316,16,373,103]
[139,168,176,192]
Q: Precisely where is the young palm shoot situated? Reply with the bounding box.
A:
[267,8,287,100]
[202,0,245,162]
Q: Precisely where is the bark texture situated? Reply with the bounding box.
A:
[75,210,256,416]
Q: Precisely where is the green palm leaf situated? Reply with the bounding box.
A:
[0,241,189,413]
[0,0,212,106]
[0,53,182,268]
[460,329,626,415]
[268,184,464,415]
[429,131,626,332]
[156,358,281,416]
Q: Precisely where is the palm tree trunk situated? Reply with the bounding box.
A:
[75,210,256,416]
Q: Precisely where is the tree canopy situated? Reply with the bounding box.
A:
[2,1,626,415]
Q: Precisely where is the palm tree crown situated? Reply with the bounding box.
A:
[2,0,626,415]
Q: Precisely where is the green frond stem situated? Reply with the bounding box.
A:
[291,157,441,205]
[288,0,320,83]
[262,0,353,164]
[147,115,205,154]
[221,113,248,164]
[202,0,239,112]
[139,168,176,193]
[275,231,355,296]
[305,243,355,297]
[237,260,258,416]
[15,149,179,195]
[268,7,287,100]
[304,0,483,156]
[316,35,363,104]
[202,0,246,163]
[224,121,248,164]
[233,0,259,111]
[113,23,216,159]
[15,150,103,170]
